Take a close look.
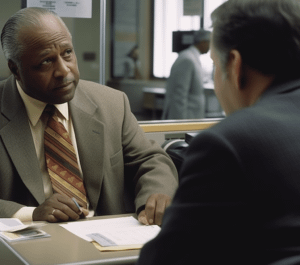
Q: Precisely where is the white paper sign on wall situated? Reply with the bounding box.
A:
[26,0,92,18]
[183,0,202,16]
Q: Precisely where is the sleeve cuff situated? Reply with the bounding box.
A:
[11,207,35,222]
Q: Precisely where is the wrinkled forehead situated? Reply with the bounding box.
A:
[19,13,65,31]
[18,15,72,53]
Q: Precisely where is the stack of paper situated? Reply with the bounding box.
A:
[60,216,161,251]
[0,218,49,242]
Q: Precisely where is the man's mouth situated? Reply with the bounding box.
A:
[56,81,73,89]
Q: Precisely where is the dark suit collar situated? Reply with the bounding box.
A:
[261,78,300,99]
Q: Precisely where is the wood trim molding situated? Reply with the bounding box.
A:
[139,121,219,133]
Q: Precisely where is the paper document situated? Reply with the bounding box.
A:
[0,219,49,242]
[0,218,45,232]
[0,229,50,242]
[60,216,160,251]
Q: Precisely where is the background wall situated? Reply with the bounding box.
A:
[137,0,152,80]
[0,2,20,80]
[72,0,100,83]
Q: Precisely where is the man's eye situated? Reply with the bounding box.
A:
[65,49,73,55]
[41,58,52,65]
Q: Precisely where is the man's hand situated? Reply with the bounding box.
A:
[138,193,172,226]
[33,193,89,222]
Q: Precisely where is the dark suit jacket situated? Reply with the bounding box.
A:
[0,75,178,217]
[138,79,300,265]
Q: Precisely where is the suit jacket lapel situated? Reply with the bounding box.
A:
[0,76,45,204]
[69,83,105,211]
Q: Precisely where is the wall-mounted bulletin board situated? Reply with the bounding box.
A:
[111,0,139,78]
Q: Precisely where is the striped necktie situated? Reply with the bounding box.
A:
[43,105,88,209]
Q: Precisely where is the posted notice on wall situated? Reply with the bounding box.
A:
[183,0,202,16]
[26,0,92,18]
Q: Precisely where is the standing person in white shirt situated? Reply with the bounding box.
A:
[162,30,211,120]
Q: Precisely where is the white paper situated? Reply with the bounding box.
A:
[0,218,45,232]
[26,0,92,18]
[60,216,161,245]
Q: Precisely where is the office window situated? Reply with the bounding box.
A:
[203,0,227,29]
[153,0,227,79]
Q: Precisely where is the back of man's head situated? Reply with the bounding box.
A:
[1,7,70,65]
[211,0,300,84]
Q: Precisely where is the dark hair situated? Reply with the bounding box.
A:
[1,7,70,65]
[211,0,300,83]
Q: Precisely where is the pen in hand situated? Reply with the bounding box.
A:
[72,197,83,216]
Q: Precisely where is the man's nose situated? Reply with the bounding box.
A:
[54,57,70,78]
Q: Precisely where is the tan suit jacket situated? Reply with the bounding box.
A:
[0,75,178,217]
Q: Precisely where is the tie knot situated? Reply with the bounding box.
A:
[44,104,56,117]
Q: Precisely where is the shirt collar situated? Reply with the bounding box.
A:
[191,45,201,56]
[16,81,69,126]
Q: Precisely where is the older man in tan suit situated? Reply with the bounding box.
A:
[0,7,178,225]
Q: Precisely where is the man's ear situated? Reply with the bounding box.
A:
[8,60,21,81]
[227,49,243,90]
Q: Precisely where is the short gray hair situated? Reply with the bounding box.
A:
[1,7,71,65]
[194,30,211,44]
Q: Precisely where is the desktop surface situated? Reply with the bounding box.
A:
[0,214,140,265]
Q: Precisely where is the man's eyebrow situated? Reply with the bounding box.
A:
[60,43,73,49]
[37,43,73,58]
[38,49,52,58]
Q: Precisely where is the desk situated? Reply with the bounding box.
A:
[142,84,224,120]
[142,87,166,120]
[0,215,140,265]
